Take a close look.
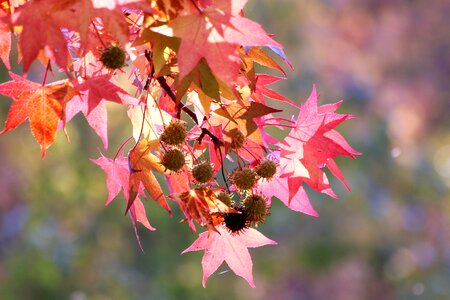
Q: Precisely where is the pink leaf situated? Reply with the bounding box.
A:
[153,0,281,83]
[182,225,277,288]
[260,85,360,215]
[91,154,156,247]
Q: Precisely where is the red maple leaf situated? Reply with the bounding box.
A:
[94,8,130,46]
[75,75,138,114]
[0,72,77,158]
[0,10,11,69]
[251,74,299,107]
[153,0,281,83]
[10,0,90,74]
[182,225,277,288]
[65,95,109,150]
[258,85,360,215]
[65,75,139,149]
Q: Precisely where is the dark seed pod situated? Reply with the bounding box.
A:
[192,161,214,183]
[160,120,187,145]
[161,149,185,172]
[100,45,126,70]
[224,204,248,234]
[244,194,268,224]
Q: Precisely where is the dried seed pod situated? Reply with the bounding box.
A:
[244,194,269,224]
[161,149,185,172]
[255,160,277,179]
[192,161,214,183]
[160,120,187,145]
[100,45,126,70]
[216,192,233,207]
[231,167,256,190]
[228,128,245,150]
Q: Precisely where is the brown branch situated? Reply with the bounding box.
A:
[156,76,224,147]
[189,0,203,13]
[156,76,198,124]
[200,128,224,147]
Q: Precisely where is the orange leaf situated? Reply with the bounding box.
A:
[169,188,237,232]
[0,72,77,158]
[128,139,171,215]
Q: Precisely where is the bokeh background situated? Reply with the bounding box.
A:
[1,0,450,299]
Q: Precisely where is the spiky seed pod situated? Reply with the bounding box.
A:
[231,167,256,190]
[255,160,277,179]
[224,204,248,234]
[228,128,245,150]
[160,120,187,145]
[216,192,233,207]
[161,149,185,172]
[244,194,269,224]
[192,161,214,183]
[100,45,126,70]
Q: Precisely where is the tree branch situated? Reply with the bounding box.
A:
[156,76,198,124]
[156,76,223,147]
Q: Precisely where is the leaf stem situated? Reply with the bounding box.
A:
[113,136,134,160]
[189,0,203,13]
[91,21,107,48]
[156,76,224,148]
[217,146,230,192]
[42,61,51,86]
[156,76,198,123]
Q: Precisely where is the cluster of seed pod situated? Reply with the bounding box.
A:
[158,119,280,234]
[217,160,277,233]
[230,159,277,190]
[159,120,187,172]
[159,120,216,183]
[214,192,270,234]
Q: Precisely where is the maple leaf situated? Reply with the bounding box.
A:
[94,8,129,46]
[75,75,138,114]
[127,94,174,142]
[65,93,109,149]
[169,188,237,232]
[242,47,286,76]
[128,139,171,215]
[165,165,192,194]
[65,75,138,149]
[153,0,282,83]
[0,10,11,69]
[10,0,87,74]
[91,154,156,249]
[154,0,185,19]
[51,0,94,43]
[258,164,319,217]
[258,86,360,215]
[213,101,281,148]
[182,225,277,288]
[0,72,77,158]
[91,154,131,205]
[251,74,299,107]
[92,0,150,10]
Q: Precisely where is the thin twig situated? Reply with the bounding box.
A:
[42,61,51,86]
[156,76,197,123]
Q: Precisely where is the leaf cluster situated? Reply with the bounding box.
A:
[0,0,360,288]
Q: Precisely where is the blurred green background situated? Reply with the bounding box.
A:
[1,0,450,299]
